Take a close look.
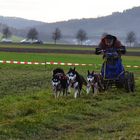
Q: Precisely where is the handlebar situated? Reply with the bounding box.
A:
[95,47,126,55]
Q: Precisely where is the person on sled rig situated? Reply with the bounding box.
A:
[95,34,126,83]
[95,34,126,56]
[94,34,135,93]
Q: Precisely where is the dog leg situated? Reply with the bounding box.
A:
[63,89,67,96]
[57,90,61,98]
[53,88,57,98]
[54,91,57,98]
[78,89,81,97]
[62,89,65,96]
[66,88,69,96]
[67,84,71,94]
[94,82,99,95]
[74,89,79,98]
[86,83,91,94]
[74,82,79,98]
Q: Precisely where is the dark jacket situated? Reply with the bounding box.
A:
[95,35,126,55]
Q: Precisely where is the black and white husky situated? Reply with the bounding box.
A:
[52,68,68,98]
[86,70,104,95]
[67,67,87,98]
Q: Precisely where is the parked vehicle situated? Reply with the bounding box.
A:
[1,38,12,43]
[20,39,43,44]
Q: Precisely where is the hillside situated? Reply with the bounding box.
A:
[35,6,140,38]
[0,6,140,43]
[0,16,44,29]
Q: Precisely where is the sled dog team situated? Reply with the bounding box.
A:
[52,68,104,98]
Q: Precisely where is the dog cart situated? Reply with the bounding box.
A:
[96,48,135,92]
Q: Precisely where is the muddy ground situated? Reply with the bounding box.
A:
[0,47,139,56]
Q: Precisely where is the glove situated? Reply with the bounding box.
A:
[117,46,126,54]
[95,48,101,55]
[121,46,126,54]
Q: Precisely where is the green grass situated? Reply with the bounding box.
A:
[0,52,139,72]
[0,90,140,140]
[0,52,139,64]
[0,52,140,139]
[126,47,140,52]
[0,52,102,63]
[0,43,95,50]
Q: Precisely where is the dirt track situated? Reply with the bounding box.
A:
[0,47,139,56]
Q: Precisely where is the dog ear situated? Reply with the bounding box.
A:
[88,70,90,74]
[73,67,75,71]
[92,71,94,74]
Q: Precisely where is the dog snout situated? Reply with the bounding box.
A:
[69,79,72,81]
[54,83,57,86]
[87,78,91,82]
[52,82,57,87]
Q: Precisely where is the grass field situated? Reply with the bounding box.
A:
[0,51,140,139]
[0,43,95,50]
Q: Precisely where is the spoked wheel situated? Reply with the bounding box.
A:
[124,71,135,93]
[115,80,123,89]
[103,80,111,91]
[129,72,135,92]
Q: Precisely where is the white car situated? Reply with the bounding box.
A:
[20,39,43,44]
[1,38,12,43]
[20,39,31,44]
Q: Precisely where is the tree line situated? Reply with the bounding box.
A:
[1,26,137,47]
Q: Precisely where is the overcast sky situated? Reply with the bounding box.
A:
[0,0,140,23]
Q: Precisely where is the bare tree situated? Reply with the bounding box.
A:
[76,29,87,45]
[52,28,61,44]
[126,31,136,47]
[27,28,38,41]
[2,26,12,38]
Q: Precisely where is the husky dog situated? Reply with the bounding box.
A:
[86,70,104,95]
[52,68,68,98]
[67,67,87,98]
